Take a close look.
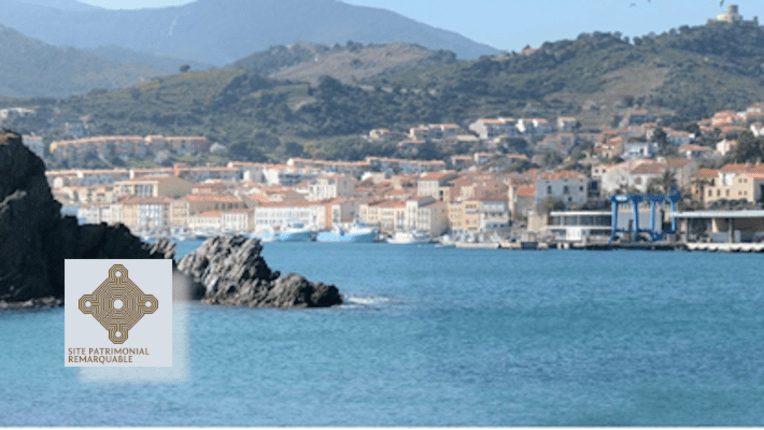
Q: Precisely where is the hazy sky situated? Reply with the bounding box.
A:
[76,0,764,51]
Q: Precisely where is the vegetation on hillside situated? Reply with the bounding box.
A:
[3,22,764,166]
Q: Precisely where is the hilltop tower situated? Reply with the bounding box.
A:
[708,4,756,24]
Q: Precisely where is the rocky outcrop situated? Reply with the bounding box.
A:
[177,236,343,308]
[0,129,342,309]
[0,130,173,303]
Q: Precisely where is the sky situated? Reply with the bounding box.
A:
[76,0,764,51]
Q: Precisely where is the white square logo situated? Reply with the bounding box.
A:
[65,259,173,367]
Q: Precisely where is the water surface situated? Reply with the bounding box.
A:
[1,243,762,425]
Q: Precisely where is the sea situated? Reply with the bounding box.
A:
[1,242,763,426]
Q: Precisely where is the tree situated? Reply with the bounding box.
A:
[538,197,566,215]
[729,131,763,163]
[652,127,669,155]
[658,169,677,194]
[284,141,304,158]
[690,175,712,205]
[179,64,191,73]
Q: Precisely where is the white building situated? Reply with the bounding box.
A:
[254,201,328,230]
[536,171,589,207]
[222,209,254,232]
[188,211,223,233]
[307,174,356,201]
[468,118,518,139]
[622,141,655,159]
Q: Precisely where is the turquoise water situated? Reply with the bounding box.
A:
[1,242,764,426]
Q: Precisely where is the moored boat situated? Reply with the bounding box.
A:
[386,230,431,244]
[316,223,378,243]
[277,222,313,242]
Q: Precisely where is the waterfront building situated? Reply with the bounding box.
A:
[544,209,665,242]
[545,211,612,242]
[508,182,536,220]
[703,164,764,206]
[120,196,172,232]
[188,211,223,233]
[254,201,328,230]
[535,170,589,208]
[222,209,254,232]
[377,200,408,233]
[76,202,122,225]
[403,196,449,236]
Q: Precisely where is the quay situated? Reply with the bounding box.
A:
[450,240,764,252]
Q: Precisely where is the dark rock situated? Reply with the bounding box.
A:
[0,129,340,309]
[0,130,174,304]
[177,236,342,308]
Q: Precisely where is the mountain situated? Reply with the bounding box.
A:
[0,0,499,65]
[87,46,214,74]
[231,41,457,85]
[0,25,168,97]
[4,20,764,164]
[6,0,98,10]
[364,20,764,125]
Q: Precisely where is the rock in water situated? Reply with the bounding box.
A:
[0,130,174,303]
[177,236,342,308]
[0,129,341,309]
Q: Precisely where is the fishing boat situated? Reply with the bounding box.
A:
[316,222,378,243]
[277,222,313,242]
[251,226,279,242]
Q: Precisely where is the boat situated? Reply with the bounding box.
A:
[171,226,195,242]
[316,223,378,243]
[436,234,456,247]
[386,230,431,244]
[277,222,313,242]
[251,226,279,242]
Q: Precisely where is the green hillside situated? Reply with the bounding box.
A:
[232,41,457,85]
[3,21,764,166]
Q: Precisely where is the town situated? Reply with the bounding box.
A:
[17,94,761,250]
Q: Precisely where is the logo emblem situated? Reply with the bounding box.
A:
[78,264,158,344]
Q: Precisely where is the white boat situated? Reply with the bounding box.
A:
[316,223,378,243]
[251,226,279,242]
[171,226,195,242]
[386,230,431,244]
[437,234,456,247]
[277,222,313,242]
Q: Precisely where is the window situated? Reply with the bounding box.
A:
[547,186,552,195]
[563,186,569,195]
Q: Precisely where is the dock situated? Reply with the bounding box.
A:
[684,242,764,253]
[449,240,764,252]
